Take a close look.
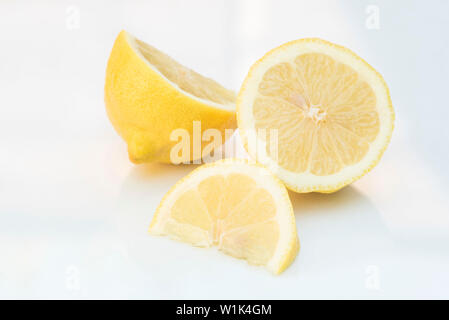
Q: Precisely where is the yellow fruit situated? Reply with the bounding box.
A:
[105,30,236,164]
[237,39,394,193]
[149,159,299,274]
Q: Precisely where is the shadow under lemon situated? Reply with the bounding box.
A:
[115,162,200,239]
[75,162,201,297]
[111,162,216,277]
[289,186,393,274]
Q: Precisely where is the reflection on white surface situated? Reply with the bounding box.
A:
[356,143,449,238]
[0,0,448,299]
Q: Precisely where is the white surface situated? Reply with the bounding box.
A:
[1,0,449,299]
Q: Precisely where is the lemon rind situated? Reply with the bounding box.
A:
[104,31,237,163]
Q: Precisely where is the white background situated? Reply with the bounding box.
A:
[1,0,448,299]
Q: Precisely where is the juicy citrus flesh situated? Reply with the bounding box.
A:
[238,39,394,192]
[256,53,379,175]
[149,159,299,274]
[105,31,236,164]
[135,39,235,107]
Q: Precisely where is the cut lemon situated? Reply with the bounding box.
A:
[149,159,299,274]
[105,30,236,164]
[237,39,394,193]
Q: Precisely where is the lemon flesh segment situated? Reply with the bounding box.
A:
[238,39,394,193]
[135,39,235,106]
[149,159,299,274]
[105,31,236,164]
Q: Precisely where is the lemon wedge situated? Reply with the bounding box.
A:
[149,159,299,274]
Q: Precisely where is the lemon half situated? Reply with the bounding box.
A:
[105,31,236,164]
[237,39,394,193]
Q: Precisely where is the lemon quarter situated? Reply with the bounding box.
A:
[149,159,299,274]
